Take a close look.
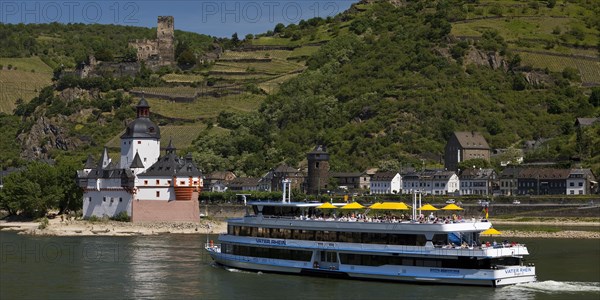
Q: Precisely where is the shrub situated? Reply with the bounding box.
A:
[38,217,49,229]
[111,211,130,222]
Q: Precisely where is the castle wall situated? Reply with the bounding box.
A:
[132,194,200,223]
[83,190,132,218]
[129,39,158,61]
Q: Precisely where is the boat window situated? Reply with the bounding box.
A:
[231,245,312,262]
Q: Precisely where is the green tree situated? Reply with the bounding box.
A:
[589,87,600,107]
[177,48,197,67]
[457,159,491,171]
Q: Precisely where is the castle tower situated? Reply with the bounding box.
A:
[157,16,175,66]
[306,145,330,195]
[120,97,161,170]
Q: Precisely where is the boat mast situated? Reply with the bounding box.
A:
[282,178,292,203]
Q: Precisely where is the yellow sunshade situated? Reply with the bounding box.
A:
[441,204,464,210]
[373,202,410,210]
[317,202,337,209]
[368,202,383,209]
[481,228,502,235]
[418,204,439,211]
[340,202,365,209]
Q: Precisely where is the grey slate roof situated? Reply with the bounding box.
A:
[120,99,161,139]
[83,155,96,169]
[129,152,145,169]
[138,146,202,177]
[371,171,400,181]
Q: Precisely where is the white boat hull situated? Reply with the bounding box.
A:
[207,250,536,287]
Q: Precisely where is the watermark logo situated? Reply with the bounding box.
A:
[200,1,340,24]
[0,1,139,24]
[0,1,344,26]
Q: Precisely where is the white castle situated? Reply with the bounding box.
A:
[77,98,202,222]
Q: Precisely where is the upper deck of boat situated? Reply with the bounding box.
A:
[232,201,492,234]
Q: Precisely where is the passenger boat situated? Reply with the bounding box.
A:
[205,183,536,287]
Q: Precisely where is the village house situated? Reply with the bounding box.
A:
[402,170,459,196]
[517,168,570,195]
[459,168,497,196]
[227,177,260,192]
[499,167,521,196]
[370,171,402,195]
[77,98,203,222]
[329,172,370,192]
[444,131,490,171]
[270,164,305,192]
[203,171,236,192]
[567,169,597,195]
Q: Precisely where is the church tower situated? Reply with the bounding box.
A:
[120,97,161,171]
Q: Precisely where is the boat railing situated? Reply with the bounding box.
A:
[249,214,486,225]
[205,243,221,253]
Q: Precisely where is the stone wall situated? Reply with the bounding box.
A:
[132,197,200,222]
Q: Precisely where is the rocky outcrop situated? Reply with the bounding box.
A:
[523,71,553,87]
[465,48,508,71]
[18,116,81,160]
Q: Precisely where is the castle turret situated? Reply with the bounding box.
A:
[307,145,330,195]
[120,97,161,170]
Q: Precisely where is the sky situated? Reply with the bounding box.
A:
[0,0,357,37]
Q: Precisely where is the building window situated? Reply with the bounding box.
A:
[144,180,148,185]
[578,182,583,187]
[119,198,123,202]
[138,141,141,144]
[180,181,185,185]
[156,180,160,185]
[167,180,171,185]
[156,191,160,197]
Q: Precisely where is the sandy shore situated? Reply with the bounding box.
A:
[1,217,598,238]
[0,218,228,236]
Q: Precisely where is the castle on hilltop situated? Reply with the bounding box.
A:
[129,16,175,67]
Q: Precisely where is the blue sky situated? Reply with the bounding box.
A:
[1,0,357,37]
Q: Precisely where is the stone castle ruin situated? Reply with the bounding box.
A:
[129,16,175,67]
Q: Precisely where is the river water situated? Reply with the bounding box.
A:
[1,231,598,300]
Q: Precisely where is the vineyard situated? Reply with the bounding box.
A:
[517,51,600,85]
[258,73,302,94]
[130,86,198,98]
[158,123,207,149]
[0,57,53,113]
[161,73,205,83]
[146,93,264,120]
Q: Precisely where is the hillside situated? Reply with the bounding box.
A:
[0,0,599,178]
[189,0,600,176]
[0,22,214,113]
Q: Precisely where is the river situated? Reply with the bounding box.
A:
[0,231,598,300]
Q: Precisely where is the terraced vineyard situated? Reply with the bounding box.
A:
[450,1,600,86]
[161,73,205,83]
[517,51,600,86]
[130,86,198,98]
[146,93,264,120]
[0,57,53,113]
